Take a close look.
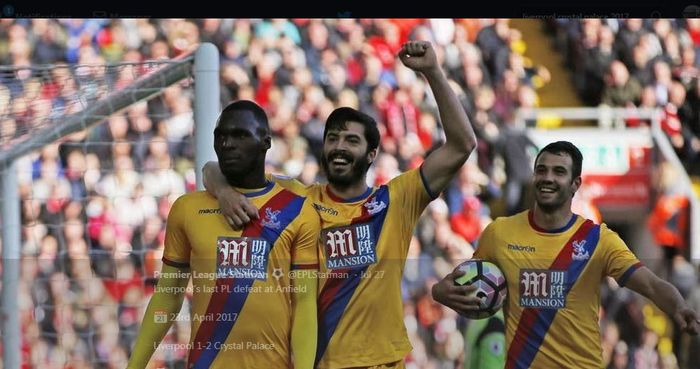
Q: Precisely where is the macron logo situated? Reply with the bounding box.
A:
[313,203,339,216]
[198,208,221,215]
[508,243,536,253]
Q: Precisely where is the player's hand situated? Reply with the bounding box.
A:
[431,268,482,317]
[398,41,438,74]
[216,186,259,230]
[674,307,700,335]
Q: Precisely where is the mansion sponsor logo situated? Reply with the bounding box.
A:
[519,269,567,309]
[322,223,377,269]
[216,237,270,280]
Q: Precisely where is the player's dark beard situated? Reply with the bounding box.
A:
[321,151,370,187]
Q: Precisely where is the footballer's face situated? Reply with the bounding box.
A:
[533,151,581,213]
[213,110,270,183]
[322,121,376,187]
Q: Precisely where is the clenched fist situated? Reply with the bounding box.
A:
[398,41,438,73]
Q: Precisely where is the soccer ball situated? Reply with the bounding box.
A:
[454,259,507,319]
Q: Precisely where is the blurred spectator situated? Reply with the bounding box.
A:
[673,46,698,89]
[608,341,632,369]
[601,60,642,107]
[581,24,616,105]
[476,19,511,83]
[496,117,537,215]
[647,193,689,276]
[449,195,484,245]
[615,19,646,70]
[634,328,660,369]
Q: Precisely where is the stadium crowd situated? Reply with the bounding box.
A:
[550,18,700,177]
[0,18,698,369]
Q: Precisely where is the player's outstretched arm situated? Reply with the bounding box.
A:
[126,264,191,369]
[431,268,482,317]
[399,41,476,196]
[202,160,259,229]
[625,266,700,335]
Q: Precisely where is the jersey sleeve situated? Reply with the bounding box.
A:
[162,195,191,268]
[388,167,435,232]
[599,224,643,287]
[291,199,321,270]
[269,174,312,196]
[290,200,319,368]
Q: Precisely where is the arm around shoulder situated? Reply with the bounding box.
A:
[202,160,259,229]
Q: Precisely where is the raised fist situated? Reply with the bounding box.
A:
[398,41,438,73]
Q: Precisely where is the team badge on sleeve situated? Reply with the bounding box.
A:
[322,223,377,269]
[217,236,270,280]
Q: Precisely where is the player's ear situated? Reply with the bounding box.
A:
[367,147,378,166]
[262,134,271,150]
[571,176,582,194]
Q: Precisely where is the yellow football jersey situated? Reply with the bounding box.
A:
[162,181,319,369]
[273,168,434,368]
[474,210,642,369]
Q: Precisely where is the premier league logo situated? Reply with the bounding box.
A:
[217,236,270,280]
[322,223,377,269]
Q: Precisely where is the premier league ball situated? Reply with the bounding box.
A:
[454,259,507,319]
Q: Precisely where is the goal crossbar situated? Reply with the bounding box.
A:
[0,54,195,167]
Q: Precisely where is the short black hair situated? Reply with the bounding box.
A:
[323,107,380,152]
[218,100,269,135]
[535,141,583,179]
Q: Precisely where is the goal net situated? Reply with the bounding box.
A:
[1,51,198,369]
